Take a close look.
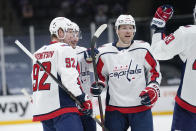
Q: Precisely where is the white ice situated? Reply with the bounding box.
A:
[0,115,172,131]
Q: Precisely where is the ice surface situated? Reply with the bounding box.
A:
[0,115,172,131]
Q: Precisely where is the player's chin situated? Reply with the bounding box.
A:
[123,38,132,44]
[70,42,76,48]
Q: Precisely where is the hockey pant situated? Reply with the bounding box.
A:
[105,109,153,131]
[42,113,83,131]
[171,102,196,131]
[80,115,96,131]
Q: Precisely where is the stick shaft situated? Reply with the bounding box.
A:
[90,24,107,131]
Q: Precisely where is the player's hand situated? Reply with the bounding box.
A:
[84,48,99,63]
[151,5,174,30]
[90,81,105,97]
[139,85,160,107]
[76,93,93,116]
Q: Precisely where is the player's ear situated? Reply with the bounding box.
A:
[58,28,65,39]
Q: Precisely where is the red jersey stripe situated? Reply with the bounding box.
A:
[145,52,159,81]
[33,107,79,121]
[97,58,106,82]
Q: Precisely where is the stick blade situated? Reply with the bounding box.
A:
[21,88,29,96]
[94,24,107,38]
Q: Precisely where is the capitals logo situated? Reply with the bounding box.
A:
[109,60,142,82]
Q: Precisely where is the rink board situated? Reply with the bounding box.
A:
[0,86,178,125]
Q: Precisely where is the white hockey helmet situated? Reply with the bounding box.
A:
[71,22,82,39]
[71,22,80,32]
[193,4,196,23]
[49,17,72,39]
[115,14,136,32]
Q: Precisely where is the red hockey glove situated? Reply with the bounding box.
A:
[139,85,160,107]
[76,93,92,116]
[151,5,173,31]
[90,81,105,97]
[84,48,99,63]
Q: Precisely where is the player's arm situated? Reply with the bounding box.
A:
[58,47,93,115]
[151,26,188,60]
[151,5,186,60]
[57,47,83,96]
[90,55,107,97]
[139,48,161,107]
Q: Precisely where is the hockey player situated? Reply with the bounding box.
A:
[90,14,162,131]
[70,22,94,96]
[69,22,96,131]
[151,4,196,131]
[31,17,92,131]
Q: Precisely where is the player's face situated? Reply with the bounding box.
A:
[64,29,73,44]
[117,25,135,44]
[70,32,79,49]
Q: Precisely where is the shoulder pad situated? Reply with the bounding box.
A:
[175,25,196,35]
[99,43,112,48]
[98,43,113,54]
[76,46,86,53]
[134,40,150,49]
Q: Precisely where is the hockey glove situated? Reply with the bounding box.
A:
[84,48,99,63]
[76,93,93,116]
[90,81,105,97]
[139,85,160,107]
[151,5,174,32]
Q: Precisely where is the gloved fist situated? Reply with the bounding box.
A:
[84,48,99,63]
[90,81,105,97]
[139,85,160,107]
[151,5,174,30]
[76,93,93,116]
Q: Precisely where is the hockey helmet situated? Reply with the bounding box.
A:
[115,14,136,32]
[71,22,82,39]
[49,17,72,39]
[71,22,80,32]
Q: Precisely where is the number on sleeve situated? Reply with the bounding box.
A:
[65,58,71,68]
[71,58,76,68]
[65,58,76,68]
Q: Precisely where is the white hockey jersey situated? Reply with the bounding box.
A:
[75,46,100,116]
[75,46,94,96]
[151,25,196,113]
[31,41,82,121]
[97,41,161,113]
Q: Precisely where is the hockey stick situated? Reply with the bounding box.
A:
[15,40,108,131]
[20,88,109,129]
[21,88,33,103]
[90,24,107,131]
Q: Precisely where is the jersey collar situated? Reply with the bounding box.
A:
[49,41,58,44]
[112,40,134,51]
